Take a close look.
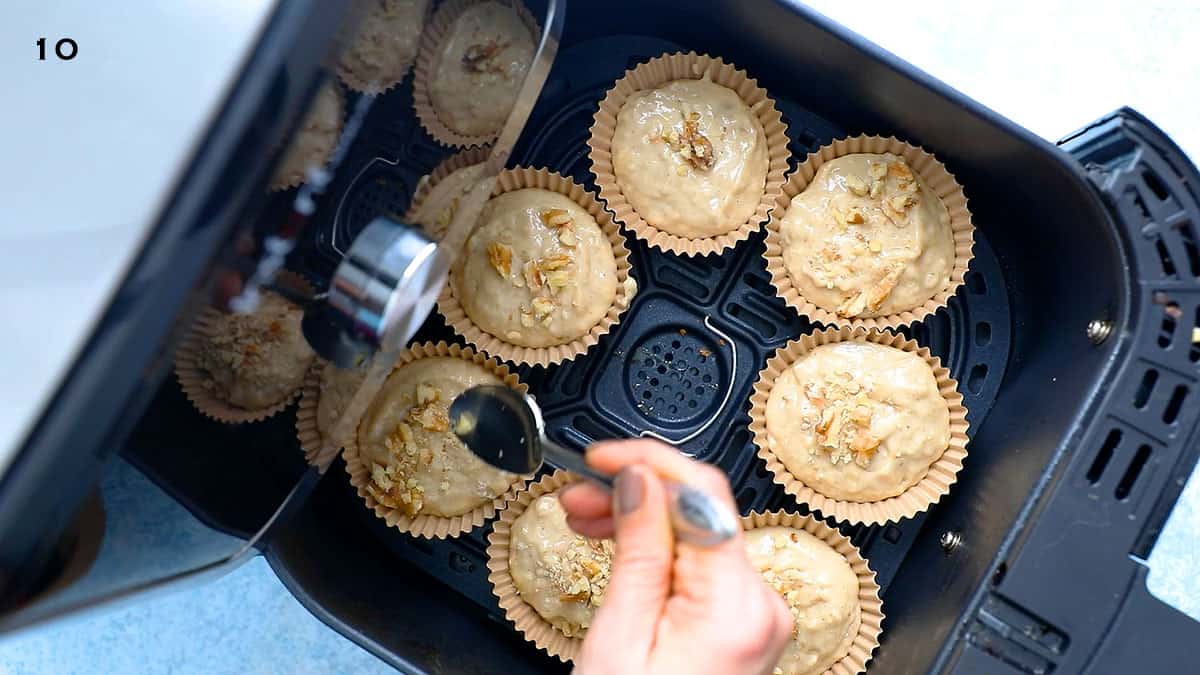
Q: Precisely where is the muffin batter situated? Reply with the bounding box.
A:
[453,188,618,348]
[357,357,519,517]
[411,162,486,240]
[765,342,950,502]
[429,1,534,137]
[336,0,428,92]
[270,81,342,190]
[779,153,954,318]
[315,362,366,448]
[611,78,768,238]
[745,527,860,675]
[510,492,614,637]
[196,293,314,410]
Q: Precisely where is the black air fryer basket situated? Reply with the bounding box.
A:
[123,1,1200,673]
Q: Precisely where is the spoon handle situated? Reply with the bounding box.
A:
[541,438,736,548]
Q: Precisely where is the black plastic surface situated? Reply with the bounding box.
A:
[942,110,1200,675]
[285,28,1009,659]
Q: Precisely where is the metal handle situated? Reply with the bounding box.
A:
[541,438,737,548]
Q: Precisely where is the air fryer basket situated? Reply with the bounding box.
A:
[130,0,1200,673]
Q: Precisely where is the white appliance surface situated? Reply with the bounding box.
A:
[0,2,277,474]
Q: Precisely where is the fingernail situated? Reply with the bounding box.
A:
[614,466,644,515]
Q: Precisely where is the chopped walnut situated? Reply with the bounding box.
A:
[549,536,614,610]
[662,112,715,170]
[558,224,577,247]
[408,384,449,432]
[544,269,571,291]
[868,161,888,181]
[844,174,869,196]
[540,208,572,228]
[462,39,507,73]
[523,260,544,290]
[868,240,882,253]
[538,254,571,272]
[805,379,882,467]
[530,296,555,318]
[487,242,512,277]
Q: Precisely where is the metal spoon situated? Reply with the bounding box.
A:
[449,385,738,548]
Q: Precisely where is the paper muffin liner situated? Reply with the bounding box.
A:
[174,272,315,424]
[742,510,883,675]
[763,135,975,329]
[748,326,970,525]
[437,167,635,367]
[412,0,539,148]
[295,361,334,466]
[403,144,493,237]
[587,51,789,257]
[335,0,433,94]
[269,82,347,192]
[342,341,530,539]
[486,470,586,663]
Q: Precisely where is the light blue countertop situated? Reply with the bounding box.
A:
[2,1,1197,673]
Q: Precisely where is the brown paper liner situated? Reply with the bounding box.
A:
[486,470,586,663]
[334,0,433,94]
[587,51,789,257]
[411,0,539,148]
[342,341,530,539]
[403,144,493,236]
[295,361,331,466]
[174,272,315,424]
[269,83,347,192]
[763,135,975,329]
[741,510,883,675]
[437,167,635,367]
[748,327,970,525]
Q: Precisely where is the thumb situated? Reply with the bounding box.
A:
[580,464,673,666]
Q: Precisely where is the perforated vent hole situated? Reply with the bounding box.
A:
[346,171,410,241]
[1143,169,1171,201]
[1155,237,1178,278]
[1115,445,1152,500]
[1163,385,1188,424]
[882,525,902,544]
[1134,369,1158,409]
[628,329,722,424]
[1087,429,1122,484]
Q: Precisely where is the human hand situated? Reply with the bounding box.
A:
[559,439,793,675]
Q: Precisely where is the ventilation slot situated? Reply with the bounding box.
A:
[1115,445,1152,500]
[966,271,987,295]
[975,321,992,347]
[1133,369,1158,409]
[1143,169,1171,201]
[1087,429,1122,484]
[1159,306,1177,348]
[1163,385,1188,424]
[1192,306,1200,363]
[1155,237,1178,278]
[967,363,988,395]
[1177,222,1200,277]
[726,303,777,339]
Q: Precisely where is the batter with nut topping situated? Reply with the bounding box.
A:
[410,162,486,240]
[315,362,367,449]
[611,78,768,238]
[510,491,614,638]
[270,81,343,190]
[744,526,860,675]
[452,188,618,348]
[429,1,534,137]
[765,341,950,501]
[780,153,954,319]
[336,0,427,92]
[357,357,520,517]
[196,292,315,410]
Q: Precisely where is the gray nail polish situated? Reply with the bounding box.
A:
[614,467,644,515]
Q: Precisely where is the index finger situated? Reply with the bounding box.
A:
[586,439,739,514]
